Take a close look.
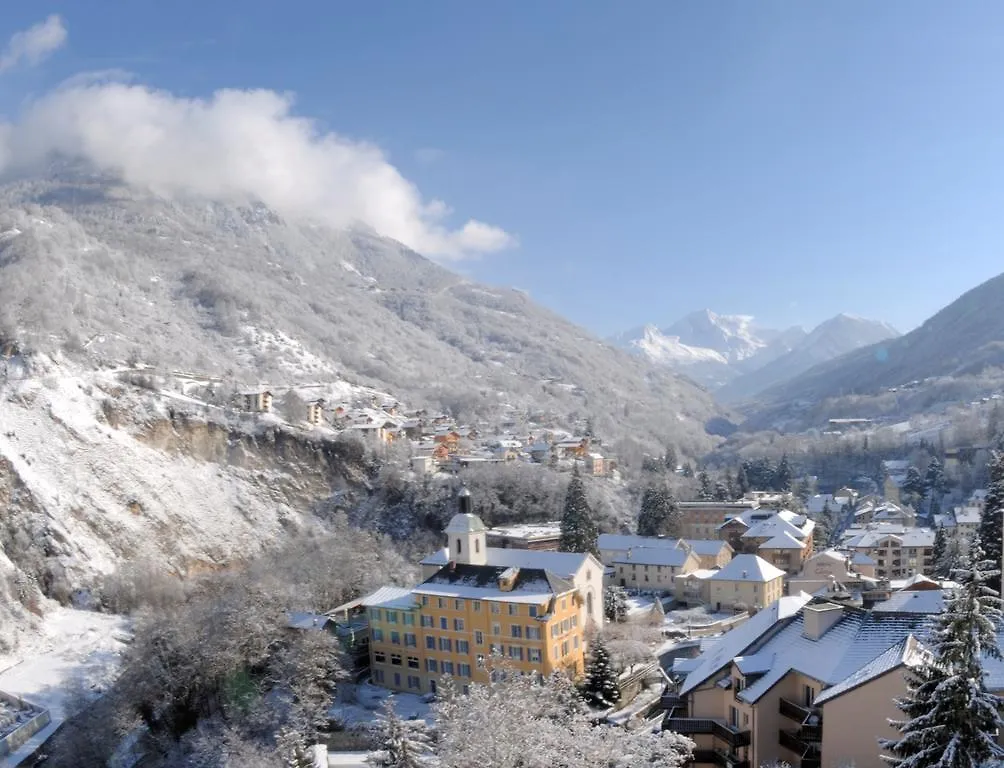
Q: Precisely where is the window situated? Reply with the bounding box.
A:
[453,618,465,632]
[456,538,462,555]
[386,611,398,624]
[439,638,453,652]
[373,669,385,683]
[421,596,428,606]
[477,654,486,668]
[426,659,438,673]
[492,622,502,636]
[407,656,420,669]
[561,599,567,610]
[729,706,739,728]
[528,648,542,663]
[561,619,570,633]
[571,615,578,628]
[371,609,382,622]
[491,603,501,614]
[803,685,816,707]
[490,643,503,655]
[526,626,541,640]
[394,672,401,687]
[408,675,421,690]
[508,604,519,616]
[391,631,401,645]
[426,636,436,650]
[553,644,560,658]
[456,640,470,654]
[391,654,402,666]
[421,615,433,628]
[529,605,538,618]
[551,624,560,638]
[573,636,579,650]
[454,599,464,611]
[403,614,415,626]
[561,641,569,656]
[508,646,524,661]
[441,661,454,675]
[373,629,384,642]
[475,539,480,554]
[473,600,482,612]
[405,633,417,647]
[458,663,472,678]
[374,652,386,664]
[475,630,484,645]
[440,617,448,630]
[511,625,523,639]
[438,598,446,609]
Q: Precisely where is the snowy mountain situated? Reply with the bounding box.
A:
[717,314,901,401]
[664,310,780,363]
[746,271,1004,425]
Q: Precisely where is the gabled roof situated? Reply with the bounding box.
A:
[445,513,487,534]
[759,531,806,551]
[680,539,732,556]
[873,590,946,614]
[679,593,812,695]
[741,516,807,541]
[598,533,678,552]
[360,586,417,610]
[709,554,786,582]
[814,635,929,705]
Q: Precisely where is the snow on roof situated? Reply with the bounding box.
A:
[679,593,812,695]
[736,607,933,705]
[814,635,929,706]
[735,652,776,676]
[414,563,574,603]
[285,611,333,630]
[899,573,940,590]
[758,531,806,551]
[444,513,487,534]
[709,554,786,582]
[955,506,982,525]
[612,548,693,567]
[812,549,849,563]
[872,590,946,614]
[679,568,719,581]
[487,521,561,540]
[680,539,731,556]
[850,552,876,565]
[741,516,808,541]
[360,586,416,611]
[598,533,679,552]
[422,546,592,578]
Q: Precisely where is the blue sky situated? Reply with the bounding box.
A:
[4,2,1004,336]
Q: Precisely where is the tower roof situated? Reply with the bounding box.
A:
[445,513,487,534]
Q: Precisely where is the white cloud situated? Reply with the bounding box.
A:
[0,15,67,73]
[0,82,514,260]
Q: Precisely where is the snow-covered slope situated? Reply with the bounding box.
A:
[0,170,724,455]
[663,310,776,364]
[717,314,900,401]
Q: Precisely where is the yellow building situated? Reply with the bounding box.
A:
[612,548,701,590]
[364,562,585,695]
[707,554,786,612]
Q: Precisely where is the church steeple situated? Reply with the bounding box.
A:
[445,486,487,565]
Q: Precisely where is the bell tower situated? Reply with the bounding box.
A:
[444,486,487,565]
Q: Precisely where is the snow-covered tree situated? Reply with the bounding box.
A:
[604,585,629,623]
[559,466,599,556]
[637,485,680,538]
[902,466,926,506]
[435,668,692,768]
[931,526,948,579]
[367,698,434,768]
[925,458,948,514]
[581,638,621,709]
[773,454,792,492]
[881,540,1004,767]
[978,450,1004,595]
[697,471,713,500]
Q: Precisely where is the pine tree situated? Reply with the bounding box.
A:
[735,464,750,498]
[681,463,694,479]
[978,450,1004,595]
[795,477,811,505]
[581,638,621,709]
[559,466,599,556]
[712,481,729,502]
[604,585,629,623]
[367,698,433,768]
[902,466,926,505]
[881,541,1004,767]
[931,526,947,579]
[697,471,713,501]
[773,455,792,492]
[724,469,737,501]
[637,485,680,538]
[664,445,678,473]
[925,458,947,515]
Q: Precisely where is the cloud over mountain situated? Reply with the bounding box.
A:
[0,20,513,261]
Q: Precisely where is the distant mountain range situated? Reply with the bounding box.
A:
[611,309,900,400]
[745,270,1004,423]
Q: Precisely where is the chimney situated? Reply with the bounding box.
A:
[803,603,844,640]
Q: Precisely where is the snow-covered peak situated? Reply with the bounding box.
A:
[664,310,770,363]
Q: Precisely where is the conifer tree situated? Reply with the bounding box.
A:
[604,585,629,623]
[772,454,792,492]
[931,526,948,579]
[664,445,678,473]
[978,450,1004,595]
[881,541,1004,767]
[367,698,433,768]
[559,466,599,556]
[637,485,680,538]
[735,464,750,498]
[697,471,713,500]
[902,466,926,506]
[712,481,729,502]
[581,638,621,709]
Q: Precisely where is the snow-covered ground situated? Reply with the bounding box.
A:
[0,608,130,766]
[663,605,734,628]
[328,681,434,729]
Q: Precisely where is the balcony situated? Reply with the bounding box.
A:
[780,729,822,764]
[665,718,752,748]
[691,748,750,768]
[779,697,815,723]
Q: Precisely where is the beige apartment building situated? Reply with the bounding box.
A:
[665,594,1004,768]
[840,525,936,580]
[611,548,701,590]
[677,501,760,540]
[598,534,733,571]
[706,554,785,612]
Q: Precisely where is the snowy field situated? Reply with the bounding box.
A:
[0,608,130,766]
[663,605,734,627]
[328,681,434,729]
